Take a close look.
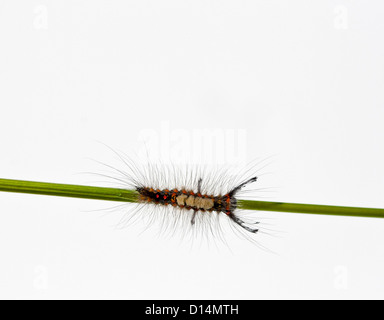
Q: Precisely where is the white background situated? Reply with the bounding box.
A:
[1,1,384,299]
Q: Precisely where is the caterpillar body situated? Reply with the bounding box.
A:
[95,147,270,244]
[136,177,259,233]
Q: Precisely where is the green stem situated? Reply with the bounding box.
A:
[0,178,138,203]
[237,200,384,219]
[0,178,383,219]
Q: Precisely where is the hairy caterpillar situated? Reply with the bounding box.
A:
[93,147,271,245]
[136,176,258,233]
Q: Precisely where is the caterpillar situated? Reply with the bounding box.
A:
[136,176,259,233]
[94,147,270,244]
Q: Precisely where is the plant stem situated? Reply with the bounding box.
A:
[1,178,384,219]
[237,200,384,219]
[0,178,138,203]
